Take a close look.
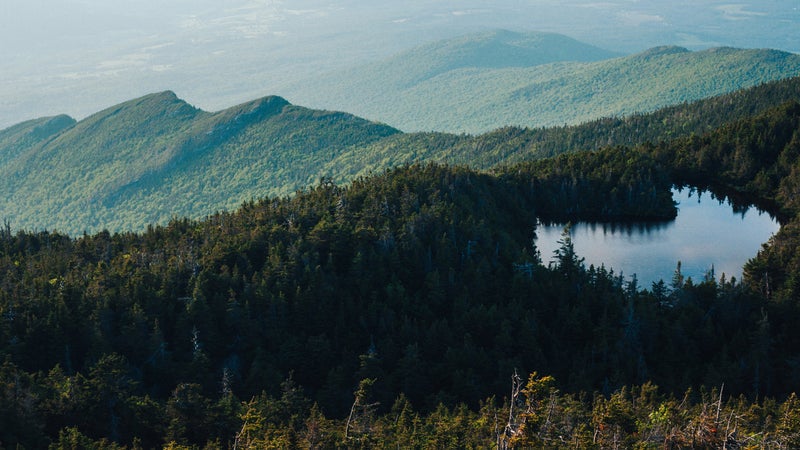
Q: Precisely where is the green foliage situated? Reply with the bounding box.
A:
[344,74,800,173]
[0,139,798,445]
[0,114,75,167]
[4,76,800,235]
[500,146,676,221]
[4,32,800,448]
[282,31,800,133]
[0,93,398,234]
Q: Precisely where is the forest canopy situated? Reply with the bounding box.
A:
[3,97,800,448]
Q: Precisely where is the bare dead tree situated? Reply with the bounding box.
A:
[499,369,524,449]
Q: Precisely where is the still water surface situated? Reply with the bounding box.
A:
[535,188,781,286]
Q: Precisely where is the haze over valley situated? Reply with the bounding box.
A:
[2,1,799,129]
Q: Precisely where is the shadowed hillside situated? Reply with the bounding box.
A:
[0,92,398,233]
[3,76,800,235]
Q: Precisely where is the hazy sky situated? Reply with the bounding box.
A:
[1,1,798,128]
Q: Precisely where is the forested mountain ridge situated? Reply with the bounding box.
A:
[2,92,208,203]
[4,76,800,235]
[318,75,800,182]
[305,30,622,91]
[0,114,75,167]
[0,92,398,234]
[279,30,800,133]
[3,99,800,447]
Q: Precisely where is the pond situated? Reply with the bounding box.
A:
[534,187,781,287]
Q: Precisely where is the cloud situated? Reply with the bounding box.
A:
[59,72,104,80]
[617,10,665,26]
[179,16,204,31]
[285,9,324,16]
[716,4,768,21]
[577,2,621,9]
[450,9,492,17]
[141,42,175,52]
[96,52,151,71]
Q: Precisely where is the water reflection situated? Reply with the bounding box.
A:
[677,185,782,223]
[535,187,780,286]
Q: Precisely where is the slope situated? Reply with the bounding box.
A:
[1,91,209,232]
[0,93,399,234]
[5,101,800,447]
[324,75,800,181]
[279,29,621,129]
[105,102,401,231]
[353,29,623,88]
[4,76,800,235]
[280,32,800,133]
[0,114,75,167]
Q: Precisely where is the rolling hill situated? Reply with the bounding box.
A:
[315,75,800,183]
[0,114,75,167]
[279,30,800,133]
[4,76,800,235]
[0,92,398,234]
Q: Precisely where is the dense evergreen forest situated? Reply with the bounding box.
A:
[4,95,800,448]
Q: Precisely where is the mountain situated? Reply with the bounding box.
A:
[318,75,800,182]
[0,92,398,234]
[5,99,800,447]
[343,29,622,88]
[279,31,800,133]
[0,114,75,167]
[4,76,800,235]
[5,2,800,132]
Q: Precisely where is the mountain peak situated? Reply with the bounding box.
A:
[74,91,204,132]
[419,29,622,66]
[209,95,291,125]
[238,95,291,112]
[383,29,623,87]
[29,114,76,139]
[148,90,179,100]
[134,90,197,112]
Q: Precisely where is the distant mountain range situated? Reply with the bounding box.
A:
[280,30,800,133]
[3,32,800,234]
[2,76,800,235]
